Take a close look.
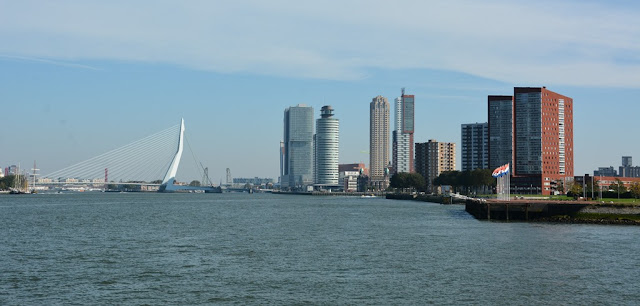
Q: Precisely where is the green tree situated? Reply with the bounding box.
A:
[390,172,408,190]
[470,169,483,193]
[433,171,461,193]
[0,175,13,190]
[406,173,426,191]
[390,172,425,192]
[478,169,496,194]
[434,170,498,195]
[629,182,640,199]
[609,178,626,195]
[569,183,583,199]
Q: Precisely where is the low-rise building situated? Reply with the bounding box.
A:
[576,175,640,190]
[338,163,367,176]
[233,177,274,185]
[339,170,360,192]
[594,166,617,177]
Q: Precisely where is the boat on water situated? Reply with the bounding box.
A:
[8,164,30,194]
[9,188,27,194]
[360,194,377,198]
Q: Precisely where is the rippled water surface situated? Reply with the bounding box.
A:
[1,193,639,305]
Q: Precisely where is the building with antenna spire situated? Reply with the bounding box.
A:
[393,88,415,174]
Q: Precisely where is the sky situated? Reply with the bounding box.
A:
[1,0,640,182]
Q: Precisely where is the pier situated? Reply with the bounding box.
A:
[465,199,640,224]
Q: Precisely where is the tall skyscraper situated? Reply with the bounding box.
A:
[392,88,415,174]
[415,140,456,191]
[622,156,632,167]
[461,122,488,171]
[281,104,314,189]
[488,95,514,171]
[315,105,339,186]
[513,87,574,194]
[369,95,390,185]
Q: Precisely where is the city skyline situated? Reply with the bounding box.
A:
[2,1,640,181]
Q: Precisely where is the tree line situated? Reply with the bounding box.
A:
[389,169,495,194]
[0,175,26,190]
[432,169,495,194]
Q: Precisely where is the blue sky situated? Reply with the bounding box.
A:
[1,0,640,182]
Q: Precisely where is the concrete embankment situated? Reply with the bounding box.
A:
[465,199,640,225]
[385,193,466,204]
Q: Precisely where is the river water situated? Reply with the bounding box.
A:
[1,193,638,305]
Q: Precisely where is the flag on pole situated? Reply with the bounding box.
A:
[493,163,510,177]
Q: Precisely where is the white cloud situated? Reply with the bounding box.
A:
[1,0,639,86]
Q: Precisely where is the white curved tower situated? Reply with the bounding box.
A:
[161,118,185,187]
[315,106,339,186]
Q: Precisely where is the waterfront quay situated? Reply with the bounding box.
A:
[465,199,640,224]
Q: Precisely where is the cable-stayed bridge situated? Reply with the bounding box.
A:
[43,119,220,193]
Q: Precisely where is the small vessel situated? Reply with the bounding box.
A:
[9,188,27,195]
[360,194,377,198]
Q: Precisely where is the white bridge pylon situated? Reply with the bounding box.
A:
[160,118,185,188]
[158,119,219,193]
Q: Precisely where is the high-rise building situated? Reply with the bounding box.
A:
[315,105,339,186]
[415,140,456,191]
[281,104,314,189]
[513,87,574,194]
[488,95,513,170]
[369,96,390,185]
[461,122,488,171]
[619,156,640,177]
[392,88,415,174]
